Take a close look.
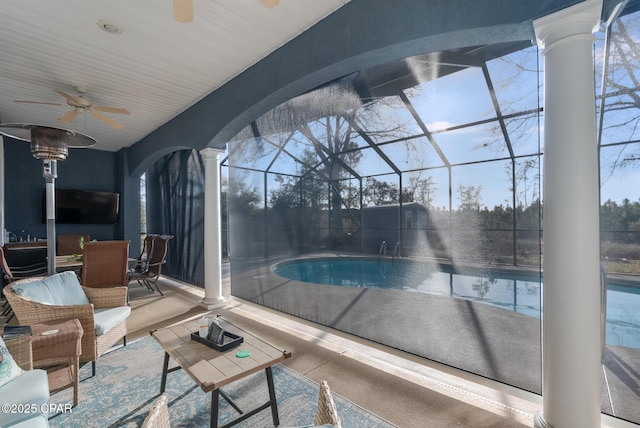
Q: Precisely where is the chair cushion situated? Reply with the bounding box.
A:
[12,271,89,306]
[0,337,24,387]
[6,414,50,428]
[93,306,131,336]
[0,369,49,427]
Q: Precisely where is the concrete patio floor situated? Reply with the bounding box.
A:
[122,262,640,428]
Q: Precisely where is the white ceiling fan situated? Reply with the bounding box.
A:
[14,87,130,130]
[172,0,280,23]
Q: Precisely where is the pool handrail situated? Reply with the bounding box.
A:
[377,241,386,262]
[392,242,401,263]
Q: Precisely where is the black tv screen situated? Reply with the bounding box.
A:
[42,188,120,224]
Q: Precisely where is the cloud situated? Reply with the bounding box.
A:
[426,121,455,131]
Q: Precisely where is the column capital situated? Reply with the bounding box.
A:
[200,147,225,159]
[533,0,602,51]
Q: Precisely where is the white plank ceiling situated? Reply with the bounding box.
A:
[0,0,350,152]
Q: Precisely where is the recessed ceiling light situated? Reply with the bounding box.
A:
[97,20,123,35]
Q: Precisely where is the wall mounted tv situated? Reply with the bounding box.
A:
[42,188,120,224]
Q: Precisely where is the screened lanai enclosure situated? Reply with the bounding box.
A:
[147,4,640,425]
[227,37,548,389]
[228,44,544,262]
[224,6,640,423]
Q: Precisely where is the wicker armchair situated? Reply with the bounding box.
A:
[0,333,51,428]
[315,380,342,428]
[4,334,33,371]
[3,276,129,376]
[142,394,170,428]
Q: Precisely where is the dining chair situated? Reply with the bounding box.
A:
[128,235,173,296]
[1,246,48,284]
[81,240,130,288]
[1,246,48,322]
[57,234,90,256]
[130,234,158,274]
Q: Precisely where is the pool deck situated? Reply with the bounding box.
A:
[230,251,640,424]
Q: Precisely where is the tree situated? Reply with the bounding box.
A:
[263,84,415,248]
[228,178,261,213]
[458,185,483,211]
[405,175,437,208]
[505,158,540,208]
[296,115,362,241]
[363,177,399,206]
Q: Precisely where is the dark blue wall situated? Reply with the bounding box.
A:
[3,137,123,242]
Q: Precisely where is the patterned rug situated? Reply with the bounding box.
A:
[48,336,395,427]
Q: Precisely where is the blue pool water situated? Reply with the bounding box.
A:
[273,258,640,349]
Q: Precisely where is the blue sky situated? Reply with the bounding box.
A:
[226,21,640,210]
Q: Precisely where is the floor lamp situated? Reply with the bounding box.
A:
[0,124,96,275]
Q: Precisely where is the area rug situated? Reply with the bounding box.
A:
[48,336,395,427]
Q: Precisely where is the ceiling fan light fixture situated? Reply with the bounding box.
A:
[97,20,123,35]
[14,89,130,129]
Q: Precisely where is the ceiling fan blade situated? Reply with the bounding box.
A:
[14,100,64,106]
[260,0,279,8]
[55,90,81,105]
[59,109,78,124]
[92,110,125,130]
[173,0,193,23]
[92,105,130,115]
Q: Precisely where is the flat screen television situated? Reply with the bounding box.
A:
[42,188,120,224]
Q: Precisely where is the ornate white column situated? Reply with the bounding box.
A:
[200,147,226,308]
[533,1,603,427]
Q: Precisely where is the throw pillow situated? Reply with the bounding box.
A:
[0,337,24,387]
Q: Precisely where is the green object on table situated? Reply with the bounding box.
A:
[235,350,251,358]
[67,254,82,262]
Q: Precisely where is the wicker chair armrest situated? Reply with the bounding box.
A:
[82,286,128,308]
[4,288,95,332]
[4,335,33,371]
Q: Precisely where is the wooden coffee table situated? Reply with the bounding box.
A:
[151,317,291,428]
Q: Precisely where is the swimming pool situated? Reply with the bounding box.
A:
[273,258,640,349]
